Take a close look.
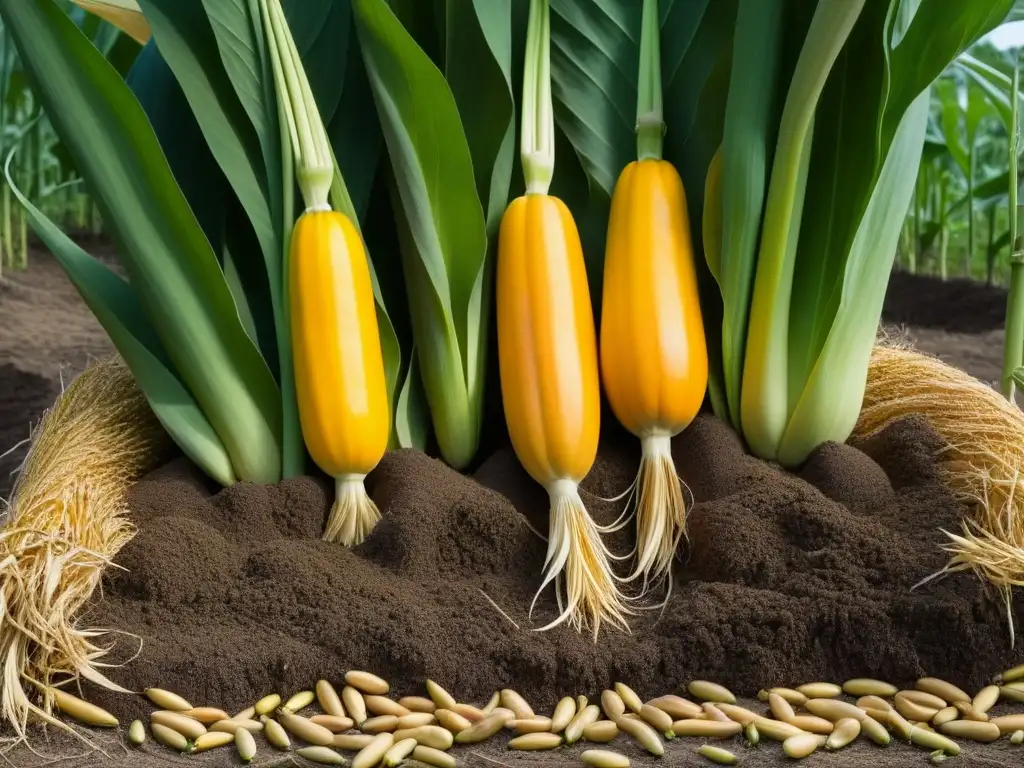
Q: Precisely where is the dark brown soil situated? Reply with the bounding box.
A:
[883,270,1009,334]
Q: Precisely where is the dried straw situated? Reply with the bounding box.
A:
[854,342,1024,641]
[0,355,168,741]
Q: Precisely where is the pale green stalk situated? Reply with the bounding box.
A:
[635,0,662,161]
[521,0,552,194]
[1002,51,1023,401]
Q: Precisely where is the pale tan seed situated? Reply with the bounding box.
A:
[998,663,1024,684]
[797,682,842,699]
[715,703,760,725]
[649,695,702,720]
[909,725,961,755]
[991,714,1024,734]
[884,710,913,740]
[317,680,345,717]
[697,745,738,765]
[234,706,256,720]
[688,681,736,704]
[426,680,457,710]
[145,688,192,712]
[284,690,316,713]
[917,678,970,704]
[500,689,534,718]
[769,692,795,721]
[825,718,860,750]
[856,695,893,712]
[512,717,553,734]
[938,720,1000,742]
[788,715,834,735]
[757,689,769,701]
[614,682,643,714]
[150,711,207,740]
[551,696,576,733]
[702,703,730,724]
[343,686,367,725]
[805,698,866,723]
[361,715,399,733]
[894,695,939,722]
[264,717,290,749]
[864,707,891,722]
[745,722,759,745]
[345,670,390,696]
[842,678,897,697]
[175,707,224,724]
[352,733,394,768]
[393,725,455,749]
[860,715,890,746]
[279,712,336,746]
[954,701,988,722]
[581,749,630,768]
[151,722,190,753]
[972,685,1000,714]
[751,717,805,742]
[412,745,457,768]
[333,733,375,750]
[396,712,436,729]
[296,746,346,765]
[1001,686,1024,703]
[783,732,821,758]
[456,712,509,744]
[481,692,500,715]
[450,702,486,721]
[193,731,233,752]
[365,695,409,717]
[210,719,263,734]
[384,737,418,767]
[601,690,626,720]
[400,696,436,714]
[128,719,146,746]
[508,732,563,750]
[617,716,664,756]
[577,695,589,713]
[253,694,280,716]
[640,703,675,734]
[583,720,619,742]
[670,719,741,738]
[930,750,948,765]
[491,707,516,721]
[768,687,807,706]
[933,707,959,726]
[434,709,472,733]
[1010,729,1024,745]
[900,690,947,710]
[565,705,601,744]
[311,714,357,732]
[51,689,118,728]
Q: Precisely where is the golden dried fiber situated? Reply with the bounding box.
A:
[0,357,168,741]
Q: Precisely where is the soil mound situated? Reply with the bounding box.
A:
[0,364,58,499]
[84,414,1023,721]
[883,271,1007,333]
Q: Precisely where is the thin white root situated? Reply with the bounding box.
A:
[323,476,380,546]
[530,480,632,640]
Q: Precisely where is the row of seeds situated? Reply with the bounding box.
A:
[47,664,1024,766]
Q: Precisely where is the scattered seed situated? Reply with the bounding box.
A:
[917,678,970,704]
[508,732,563,750]
[500,689,534,718]
[481,692,500,715]
[392,724,454,750]
[842,679,897,697]
[933,707,959,726]
[296,745,346,765]
[804,699,866,723]
[365,695,409,718]
[649,695,702,720]
[671,719,742,738]
[264,717,290,749]
[150,711,207,740]
[584,720,619,742]
[745,722,759,745]
[991,714,1024,734]
[716,703,760,725]
[999,664,1024,684]
[973,685,1000,714]
[353,733,394,768]
[930,749,948,764]
[581,749,630,767]
[796,682,842,699]
[750,718,805,742]
[333,733,375,750]
[863,707,891,723]
[400,695,436,714]
[284,690,316,714]
[768,687,807,706]
[1011,729,1024,745]
[688,681,736,704]
[491,707,516,721]
[384,737,418,766]
[182,707,228,724]
[566,705,602,744]
[362,715,400,734]
[1001,686,1024,703]
[278,712,336,746]
[254,694,281,716]
[413,745,457,768]
[397,712,436,729]
[757,689,770,701]
[884,710,913,740]
[577,695,589,713]
[783,732,820,758]
[900,690,947,710]
[601,689,626,720]
[426,680,457,710]
[450,702,486,722]
[311,714,357,732]
[128,719,145,746]
[894,695,939,723]
[343,686,368,725]
[151,722,191,753]
[455,712,509,744]
[345,670,389,696]
[210,719,263,734]
[938,720,1000,742]
[954,701,988,722]
[51,689,117,728]
[617,716,664,756]
[856,696,892,713]
[640,704,675,735]
[703,704,731,724]
[193,731,233,752]
[550,696,576,733]
[909,726,960,755]
[434,709,472,733]
[234,706,256,720]
[145,688,192,712]
[615,682,643,714]
[317,680,345,717]
[859,715,890,746]
[512,716,553,734]
[788,715,834,735]
[768,693,795,722]
[698,745,737,765]
[825,718,860,750]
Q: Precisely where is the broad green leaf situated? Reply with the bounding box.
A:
[937,77,970,174]
[7,155,235,486]
[0,0,282,483]
[959,53,1024,130]
[394,349,429,450]
[354,0,488,469]
[71,0,150,44]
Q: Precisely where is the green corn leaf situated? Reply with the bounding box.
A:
[959,53,1023,130]
[394,348,429,450]
[0,0,282,483]
[6,155,236,486]
[354,0,489,470]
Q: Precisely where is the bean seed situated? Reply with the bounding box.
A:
[455,712,510,744]
[577,695,589,713]
[426,681,457,710]
[234,706,256,720]
[150,711,206,740]
[671,719,742,738]
[954,701,988,722]
[805,698,866,723]
[884,709,913,740]
[917,678,970,704]
[317,680,345,717]
[1001,685,1024,703]
[788,715,834,735]
[51,689,118,728]
[697,745,738,765]
[909,725,960,755]
[648,695,702,720]
[1011,729,1024,745]
[151,722,190,753]
[210,719,263,734]
[277,712,336,746]
[311,714,357,732]
[296,746,346,765]
[343,686,367,725]
[345,671,389,696]
[615,682,643,714]
[284,690,316,713]
[617,715,664,756]
[825,717,860,750]
[769,692,795,721]
[930,749,947,764]
[797,682,842,699]
[128,719,145,746]
[751,717,805,742]
[193,731,233,752]
[434,709,472,733]
[783,732,820,758]
[601,690,626,719]
[688,681,736,704]
[583,720,619,742]
[565,705,601,744]
[508,732,562,750]
[333,734,375,750]
[768,687,808,706]
[973,685,1000,714]
[551,697,576,733]
[860,715,890,746]
[353,733,394,768]
[894,695,938,722]
[938,720,1000,742]
[701,703,730,724]
[581,749,630,767]
[182,707,227,724]
[412,745,456,767]
[511,717,552,734]
[855,695,892,712]
[145,688,192,712]
[450,703,486,721]
[399,696,436,714]
[264,717,290,749]
[640,703,674,735]
[991,714,1024,734]
[384,737,418,766]
[716,703,760,725]
[365,695,409,717]
[745,722,759,745]
[500,689,534,718]
[932,707,959,726]
[900,690,947,710]
[842,679,897,697]
[253,694,280,716]
[998,664,1024,684]
[362,715,399,733]
[392,725,453,750]
[481,692,500,715]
